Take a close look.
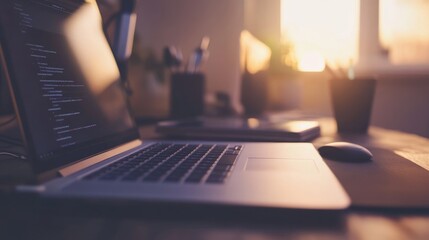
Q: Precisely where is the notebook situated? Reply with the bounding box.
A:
[156,117,321,142]
[0,0,349,210]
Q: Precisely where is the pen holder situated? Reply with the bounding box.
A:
[330,78,376,133]
[170,73,205,119]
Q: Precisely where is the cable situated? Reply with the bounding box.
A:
[102,11,133,96]
[0,135,23,146]
[102,14,133,96]
[97,0,114,8]
[102,12,120,44]
[0,116,23,146]
[0,151,27,160]
[101,0,136,97]
[0,115,16,128]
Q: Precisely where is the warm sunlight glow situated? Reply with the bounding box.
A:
[64,3,119,94]
[281,121,319,132]
[380,0,429,64]
[281,0,359,71]
[240,30,272,74]
[247,118,260,129]
[296,51,325,72]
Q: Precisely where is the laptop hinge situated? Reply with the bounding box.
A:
[58,139,142,177]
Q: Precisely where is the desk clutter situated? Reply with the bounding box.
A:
[163,37,210,119]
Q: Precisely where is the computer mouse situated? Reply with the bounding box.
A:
[318,142,373,162]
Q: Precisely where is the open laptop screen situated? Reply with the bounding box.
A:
[0,0,139,172]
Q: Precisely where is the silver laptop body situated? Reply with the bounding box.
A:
[1,0,349,210]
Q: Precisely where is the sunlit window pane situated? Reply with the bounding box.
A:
[281,0,359,71]
[380,0,429,64]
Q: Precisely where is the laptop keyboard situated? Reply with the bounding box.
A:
[82,143,242,184]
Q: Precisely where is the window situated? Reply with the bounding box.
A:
[281,0,359,71]
[281,0,429,73]
[380,0,429,65]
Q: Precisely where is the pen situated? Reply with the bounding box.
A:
[187,36,210,73]
[163,46,183,73]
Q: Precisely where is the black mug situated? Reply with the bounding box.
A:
[241,71,268,116]
[170,73,205,119]
[330,78,376,133]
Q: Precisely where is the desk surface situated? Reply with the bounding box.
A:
[2,119,429,240]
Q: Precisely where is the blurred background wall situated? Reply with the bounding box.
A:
[3,0,427,138]
[131,0,429,138]
[131,0,244,114]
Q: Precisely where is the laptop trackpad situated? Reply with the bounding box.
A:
[245,158,318,174]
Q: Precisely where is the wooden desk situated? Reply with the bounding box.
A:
[1,120,429,240]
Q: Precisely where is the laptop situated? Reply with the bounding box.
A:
[0,0,349,210]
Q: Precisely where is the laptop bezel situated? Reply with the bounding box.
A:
[0,0,141,174]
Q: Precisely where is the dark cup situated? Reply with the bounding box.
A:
[170,73,205,119]
[241,71,268,116]
[330,78,376,133]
